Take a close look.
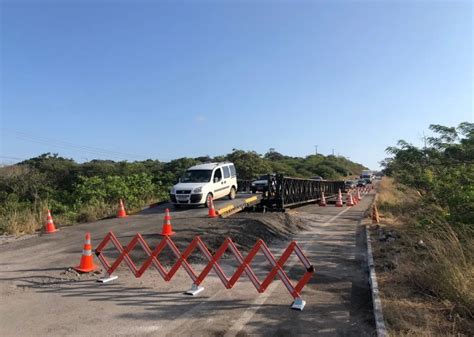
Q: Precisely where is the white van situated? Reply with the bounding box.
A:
[169,162,238,208]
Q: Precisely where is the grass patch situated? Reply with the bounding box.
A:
[0,199,157,235]
[0,207,42,235]
[372,177,474,336]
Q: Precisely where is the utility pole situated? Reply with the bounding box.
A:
[332,148,335,156]
[314,145,318,155]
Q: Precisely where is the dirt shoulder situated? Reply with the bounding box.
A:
[370,178,473,336]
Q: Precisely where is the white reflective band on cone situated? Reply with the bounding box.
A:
[82,249,92,256]
[85,239,91,244]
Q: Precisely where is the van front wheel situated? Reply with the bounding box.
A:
[228,187,236,200]
[205,193,213,208]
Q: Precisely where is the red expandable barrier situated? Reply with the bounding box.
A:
[95,232,314,310]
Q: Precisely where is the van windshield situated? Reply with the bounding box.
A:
[181,170,212,183]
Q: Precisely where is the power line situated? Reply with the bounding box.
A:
[11,129,144,159]
[0,155,27,161]
[2,129,148,161]
[0,156,27,166]
[13,134,128,160]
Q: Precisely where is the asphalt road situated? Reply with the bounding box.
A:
[142,192,258,219]
[0,191,376,337]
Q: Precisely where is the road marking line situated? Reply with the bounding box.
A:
[224,206,353,337]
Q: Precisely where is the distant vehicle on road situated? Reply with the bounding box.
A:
[169,162,238,208]
[357,179,367,187]
[310,176,324,181]
[345,180,356,189]
[360,170,375,182]
[251,174,274,193]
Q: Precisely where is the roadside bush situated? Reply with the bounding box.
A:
[412,225,474,316]
[75,201,115,223]
[0,199,45,235]
[73,173,157,210]
[376,122,474,337]
[384,122,474,229]
[0,149,366,235]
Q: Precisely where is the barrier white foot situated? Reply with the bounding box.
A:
[185,284,204,296]
[97,275,118,283]
[291,298,306,311]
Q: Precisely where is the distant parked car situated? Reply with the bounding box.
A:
[364,178,372,184]
[310,176,324,181]
[357,179,367,187]
[345,180,356,189]
[251,175,272,193]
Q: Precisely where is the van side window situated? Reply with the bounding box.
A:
[213,168,222,182]
[223,166,230,178]
[229,164,236,177]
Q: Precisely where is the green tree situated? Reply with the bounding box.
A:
[226,150,271,180]
[383,122,474,226]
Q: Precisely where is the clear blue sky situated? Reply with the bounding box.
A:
[1,0,472,169]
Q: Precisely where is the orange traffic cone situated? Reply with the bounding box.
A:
[335,189,343,207]
[357,189,362,201]
[160,208,175,236]
[117,199,128,218]
[319,191,327,207]
[208,197,217,218]
[74,232,98,272]
[346,193,354,206]
[44,209,59,233]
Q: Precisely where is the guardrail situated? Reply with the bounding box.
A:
[265,174,345,209]
[237,175,345,210]
[237,179,253,193]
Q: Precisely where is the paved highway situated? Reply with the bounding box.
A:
[141,192,256,218]
[0,191,376,336]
